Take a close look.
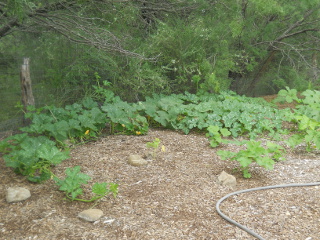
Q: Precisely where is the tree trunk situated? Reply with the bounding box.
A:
[245,50,276,96]
[312,52,318,83]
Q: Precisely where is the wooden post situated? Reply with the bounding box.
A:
[20,58,35,124]
[312,52,318,83]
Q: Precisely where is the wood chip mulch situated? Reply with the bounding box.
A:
[0,128,319,240]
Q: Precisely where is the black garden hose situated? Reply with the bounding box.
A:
[216,182,320,240]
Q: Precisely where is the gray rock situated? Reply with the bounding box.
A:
[78,209,103,222]
[218,171,237,187]
[128,154,148,166]
[6,187,31,203]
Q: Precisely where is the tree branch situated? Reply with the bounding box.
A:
[0,1,77,37]
[274,7,320,43]
[278,28,319,40]
[0,0,153,58]
[0,18,23,37]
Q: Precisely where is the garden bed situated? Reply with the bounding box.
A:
[1,129,319,239]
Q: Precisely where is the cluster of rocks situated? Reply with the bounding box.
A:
[5,187,105,222]
[5,156,236,224]
[127,154,237,188]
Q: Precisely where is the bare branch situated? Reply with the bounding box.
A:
[30,11,152,59]
[0,0,156,59]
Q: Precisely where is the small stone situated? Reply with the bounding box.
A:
[103,219,115,224]
[128,155,148,166]
[218,171,237,187]
[6,187,31,203]
[78,209,103,222]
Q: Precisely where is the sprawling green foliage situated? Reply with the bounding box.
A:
[0,90,289,181]
[0,133,69,182]
[217,140,285,178]
[276,87,320,151]
[54,166,118,202]
[20,97,107,144]
[1,88,320,183]
[139,91,288,138]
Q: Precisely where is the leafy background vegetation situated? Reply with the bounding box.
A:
[1,1,319,123]
[0,0,320,198]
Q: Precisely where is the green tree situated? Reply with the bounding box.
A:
[1,0,319,105]
[225,0,320,95]
[0,0,203,103]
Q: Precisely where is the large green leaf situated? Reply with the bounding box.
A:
[49,120,70,141]
[92,182,108,196]
[37,144,69,164]
[56,166,91,200]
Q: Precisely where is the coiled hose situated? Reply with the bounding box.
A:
[216,182,320,240]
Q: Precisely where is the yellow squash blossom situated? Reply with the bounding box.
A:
[161,145,166,152]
